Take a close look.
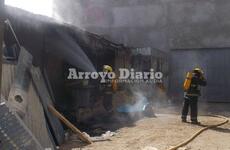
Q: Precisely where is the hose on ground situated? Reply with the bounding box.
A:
[167,115,229,150]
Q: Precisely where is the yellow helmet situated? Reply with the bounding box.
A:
[103,65,113,72]
[193,67,204,74]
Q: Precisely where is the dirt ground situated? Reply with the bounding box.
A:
[60,113,230,150]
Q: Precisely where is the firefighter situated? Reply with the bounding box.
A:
[181,67,207,124]
[101,65,117,113]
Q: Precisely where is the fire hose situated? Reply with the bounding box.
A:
[167,115,229,150]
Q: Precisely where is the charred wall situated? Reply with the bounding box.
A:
[3,6,131,122]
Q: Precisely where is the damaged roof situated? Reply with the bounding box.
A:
[4,6,128,71]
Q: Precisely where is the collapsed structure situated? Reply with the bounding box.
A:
[0,6,168,149]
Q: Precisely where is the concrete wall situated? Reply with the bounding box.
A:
[54,0,230,51]
[169,48,230,102]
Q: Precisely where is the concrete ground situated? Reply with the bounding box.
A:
[60,103,230,150]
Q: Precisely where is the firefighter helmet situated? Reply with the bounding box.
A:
[103,65,113,72]
[193,67,204,74]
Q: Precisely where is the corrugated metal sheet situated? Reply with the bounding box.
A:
[169,48,230,102]
[0,102,43,150]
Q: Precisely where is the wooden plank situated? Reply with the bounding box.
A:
[23,82,55,149]
[8,47,32,117]
[2,48,55,148]
[1,63,16,101]
[48,105,93,144]
[30,66,64,145]
[43,68,55,103]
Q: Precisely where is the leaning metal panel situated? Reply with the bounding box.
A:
[0,102,43,150]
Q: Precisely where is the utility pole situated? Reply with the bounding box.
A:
[0,0,5,98]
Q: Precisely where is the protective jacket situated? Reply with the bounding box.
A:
[185,72,207,97]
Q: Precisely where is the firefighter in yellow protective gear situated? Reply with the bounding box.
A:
[101,65,117,113]
[182,67,207,124]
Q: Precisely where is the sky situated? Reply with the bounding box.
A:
[5,0,53,17]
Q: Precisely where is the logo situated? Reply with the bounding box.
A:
[67,68,163,83]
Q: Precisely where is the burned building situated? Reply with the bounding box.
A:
[0,5,168,149]
[1,1,229,150]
